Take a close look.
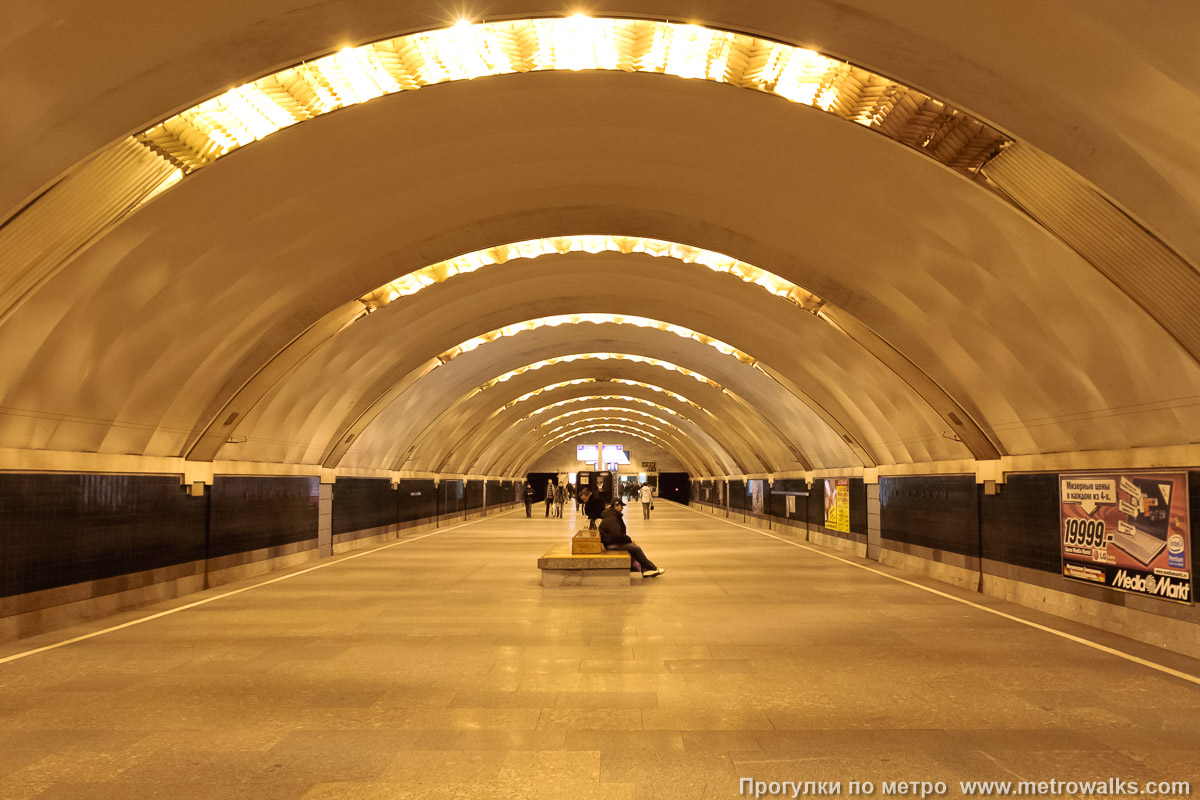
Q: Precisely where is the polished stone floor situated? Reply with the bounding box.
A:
[1,501,1198,799]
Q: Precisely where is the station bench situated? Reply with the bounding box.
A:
[537,531,631,586]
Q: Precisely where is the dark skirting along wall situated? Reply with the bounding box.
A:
[209,476,319,558]
[465,480,484,510]
[979,473,1061,573]
[1191,472,1200,580]
[332,478,396,536]
[879,475,979,557]
[2,472,517,603]
[440,479,464,517]
[398,479,437,522]
[0,473,206,598]
[728,480,746,511]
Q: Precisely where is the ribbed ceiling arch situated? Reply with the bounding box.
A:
[530,426,704,476]
[504,420,714,476]
[1,8,1197,482]
[405,370,798,477]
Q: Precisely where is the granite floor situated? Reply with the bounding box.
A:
[0,501,1198,799]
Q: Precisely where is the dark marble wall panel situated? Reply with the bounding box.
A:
[979,473,1060,573]
[440,479,464,517]
[849,478,867,534]
[1189,471,1199,580]
[486,480,502,507]
[465,480,484,510]
[0,474,206,598]
[807,481,825,527]
[332,478,397,535]
[769,479,808,523]
[729,480,746,511]
[880,475,979,557]
[209,476,318,558]
[398,480,437,522]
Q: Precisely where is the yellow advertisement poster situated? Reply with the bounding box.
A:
[824,478,850,533]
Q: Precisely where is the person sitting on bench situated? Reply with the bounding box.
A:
[598,501,664,578]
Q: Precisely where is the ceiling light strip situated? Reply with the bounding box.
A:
[137,18,1008,177]
[360,235,824,314]
[435,313,755,365]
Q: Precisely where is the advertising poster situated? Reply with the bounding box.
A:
[824,478,849,533]
[751,480,764,514]
[1060,471,1192,603]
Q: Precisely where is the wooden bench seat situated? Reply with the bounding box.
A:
[537,542,631,586]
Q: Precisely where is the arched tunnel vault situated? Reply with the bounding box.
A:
[0,15,1198,483]
[532,426,704,476]
[439,382,784,476]
[390,364,803,477]
[183,238,997,466]
[508,417,711,474]
[480,400,748,477]
[7,4,1200,272]
[214,254,961,471]
[505,420,712,478]
[505,414,717,477]
[6,14,1200,369]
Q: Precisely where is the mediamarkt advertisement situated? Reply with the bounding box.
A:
[1059,472,1192,604]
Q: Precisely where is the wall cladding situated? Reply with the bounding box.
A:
[807,481,825,527]
[209,476,319,558]
[332,478,397,535]
[398,479,437,522]
[849,478,867,534]
[879,475,979,557]
[979,473,1060,573]
[729,480,746,511]
[770,479,808,524]
[465,480,484,510]
[1191,471,1199,580]
[440,479,464,517]
[0,473,206,598]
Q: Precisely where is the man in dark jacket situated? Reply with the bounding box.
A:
[582,489,606,529]
[523,482,534,517]
[598,501,663,577]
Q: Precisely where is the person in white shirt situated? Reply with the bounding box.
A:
[639,483,654,519]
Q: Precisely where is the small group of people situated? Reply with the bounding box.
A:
[620,482,656,518]
[544,479,567,517]
[577,487,664,578]
[524,480,569,517]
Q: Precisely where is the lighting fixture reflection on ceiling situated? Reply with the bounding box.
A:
[359,235,824,314]
[543,407,684,434]
[525,396,682,421]
[475,354,725,393]
[500,378,696,412]
[434,314,755,365]
[138,18,1008,176]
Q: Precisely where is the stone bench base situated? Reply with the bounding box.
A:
[538,543,631,586]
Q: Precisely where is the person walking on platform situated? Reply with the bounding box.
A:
[599,500,664,577]
[640,483,655,519]
[545,480,555,517]
[554,483,566,517]
[523,482,534,517]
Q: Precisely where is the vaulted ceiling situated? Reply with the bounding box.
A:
[1,3,1197,478]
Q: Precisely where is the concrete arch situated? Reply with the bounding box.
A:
[503,418,716,477]
[224,252,975,471]
[527,425,705,476]
[402,370,796,477]
[0,19,1196,480]
[403,363,807,475]
[481,400,751,477]
[461,385,781,474]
